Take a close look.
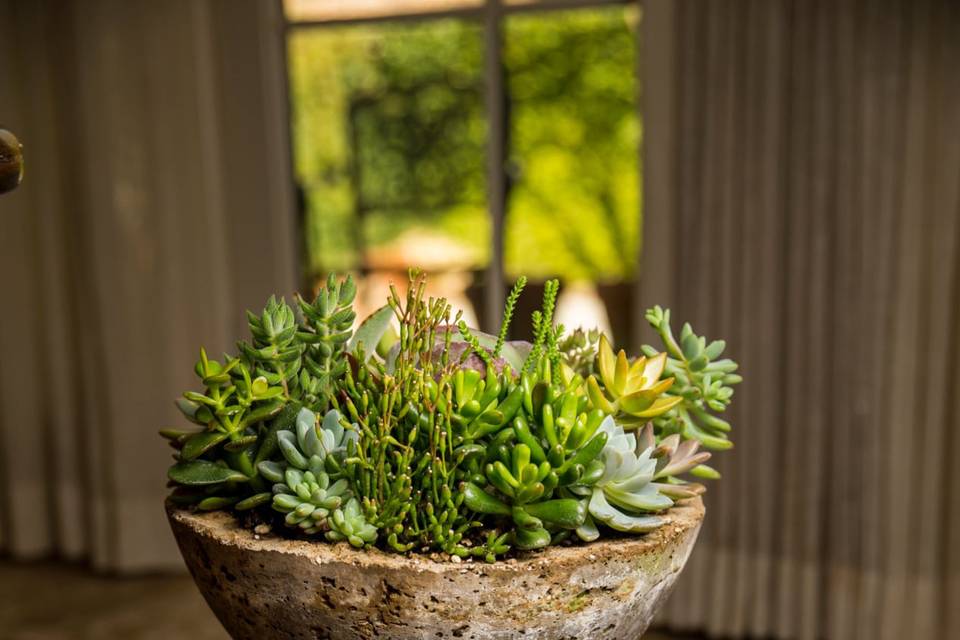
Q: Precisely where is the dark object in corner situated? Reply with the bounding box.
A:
[0,128,23,194]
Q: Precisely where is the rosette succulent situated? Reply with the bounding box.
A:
[261,461,350,534]
[574,416,672,540]
[257,408,363,536]
[638,423,713,498]
[585,334,682,427]
[327,498,379,548]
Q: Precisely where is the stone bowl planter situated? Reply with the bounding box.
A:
[167,497,704,640]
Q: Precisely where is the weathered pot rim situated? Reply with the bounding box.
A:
[167,496,704,575]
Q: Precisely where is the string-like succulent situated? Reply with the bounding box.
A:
[523,279,560,374]
[494,276,527,358]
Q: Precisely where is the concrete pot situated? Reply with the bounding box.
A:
[167,497,704,640]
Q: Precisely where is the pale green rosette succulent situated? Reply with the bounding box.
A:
[262,462,350,534]
[257,408,369,537]
[574,416,672,541]
[276,407,358,469]
[327,498,379,548]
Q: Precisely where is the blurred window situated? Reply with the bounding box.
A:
[285,0,640,344]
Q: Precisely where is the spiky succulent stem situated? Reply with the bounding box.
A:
[494,276,527,358]
[523,278,560,374]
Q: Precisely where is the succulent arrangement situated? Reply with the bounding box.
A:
[162,271,740,561]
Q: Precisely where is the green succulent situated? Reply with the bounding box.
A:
[257,408,359,534]
[263,462,350,534]
[437,367,520,441]
[275,407,358,471]
[514,363,609,486]
[459,365,608,549]
[162,271,740,561]
[462,479,586,550]
[295,273,357,405]
[327,498,379,548]
[574,416,673,541]
[238,296,303,395]
[642,306,742,450]
[161,351,290,509]
[585,334,682,426]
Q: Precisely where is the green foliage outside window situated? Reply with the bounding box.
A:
[505,8,640,281]
[288,7,640,283]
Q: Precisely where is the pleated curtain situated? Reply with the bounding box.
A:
[0,0,297,571]
[640,1,960,638]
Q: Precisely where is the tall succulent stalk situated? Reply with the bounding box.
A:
[296,273,357,405]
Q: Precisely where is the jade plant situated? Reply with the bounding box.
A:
[162,271,740,560]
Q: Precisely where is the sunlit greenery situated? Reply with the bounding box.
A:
[288,6,640,283]
[505,8,640,281]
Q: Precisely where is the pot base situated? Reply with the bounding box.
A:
[168,497,703,640]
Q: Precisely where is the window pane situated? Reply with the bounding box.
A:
[503,6,641,284]
[288,20,488,321]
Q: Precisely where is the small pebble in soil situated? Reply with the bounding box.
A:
[254,524,272,535]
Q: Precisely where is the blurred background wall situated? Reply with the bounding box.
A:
[643,2,960,639]
[0,0,297,570]
[1,0,959,638]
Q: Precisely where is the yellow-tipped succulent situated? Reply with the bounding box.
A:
[586,334,682,425]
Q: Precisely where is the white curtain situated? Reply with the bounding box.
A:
[0,0,297,571]
[641,0,960,638]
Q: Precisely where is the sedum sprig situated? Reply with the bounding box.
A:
[494,276,527,357]
[523,278,560,375]
[642,306,741,451]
